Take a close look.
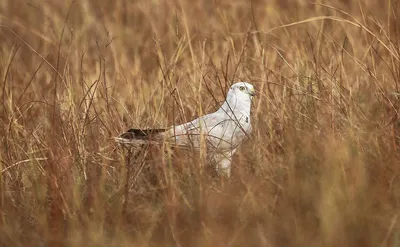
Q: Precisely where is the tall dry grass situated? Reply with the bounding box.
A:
[0,0,399,246]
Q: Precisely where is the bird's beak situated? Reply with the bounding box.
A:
[249,88,255,96]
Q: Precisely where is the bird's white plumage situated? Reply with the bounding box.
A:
[115,82,255,177]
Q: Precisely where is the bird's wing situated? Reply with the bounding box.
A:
[115,110,251,152]
[114,128,168,145]
[167,111,250,151]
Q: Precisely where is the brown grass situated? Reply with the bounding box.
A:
[0,0,400,246]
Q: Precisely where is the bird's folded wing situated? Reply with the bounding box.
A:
[115,111,248,150]
[166,112,249,150]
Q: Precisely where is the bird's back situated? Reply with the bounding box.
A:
[166,110,251,151]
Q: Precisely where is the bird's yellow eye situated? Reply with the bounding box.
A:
[239,86,246,91]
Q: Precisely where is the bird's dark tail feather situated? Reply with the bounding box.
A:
[119,128,167,140]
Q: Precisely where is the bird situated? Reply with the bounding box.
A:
[115,82,255,177]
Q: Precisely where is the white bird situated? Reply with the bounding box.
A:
[115,82,255,177]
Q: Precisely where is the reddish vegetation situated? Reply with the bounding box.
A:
[0,0,399,246]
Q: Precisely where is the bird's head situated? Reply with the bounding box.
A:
[220,82,255,114]
[229,82,255,100]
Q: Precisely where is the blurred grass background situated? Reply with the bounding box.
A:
[0,0,400,246]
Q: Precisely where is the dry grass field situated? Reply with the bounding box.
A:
[0,0,400,246]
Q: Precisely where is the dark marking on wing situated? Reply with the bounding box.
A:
[119,128,167,139]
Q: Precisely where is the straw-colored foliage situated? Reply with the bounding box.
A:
[0,0,399,246]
